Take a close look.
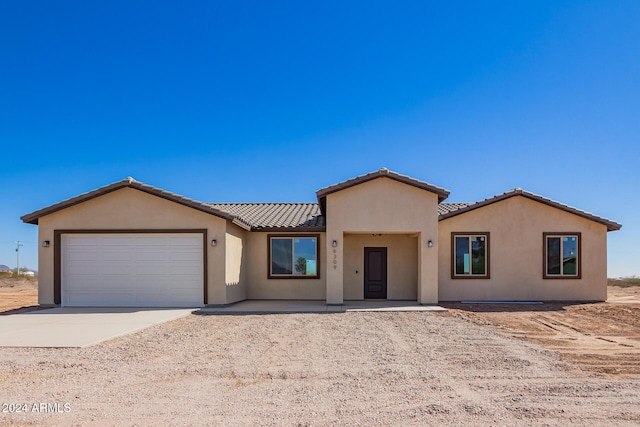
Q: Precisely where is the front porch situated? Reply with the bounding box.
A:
[326,231,439,305]
[343,233,419,300]
[199,300,447,314]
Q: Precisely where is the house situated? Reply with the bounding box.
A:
[21,168,621,307]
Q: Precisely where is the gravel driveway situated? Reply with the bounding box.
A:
[2,311,639,426]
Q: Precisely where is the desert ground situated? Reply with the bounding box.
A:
[1,277,639,425]
[444,282,640,379]
[0,276,39,314]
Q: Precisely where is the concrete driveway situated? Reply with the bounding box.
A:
[0,307,194,348]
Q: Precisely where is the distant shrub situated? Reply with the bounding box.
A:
[609,276,640,287]
[623,276,640,286]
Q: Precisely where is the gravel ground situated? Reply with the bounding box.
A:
[1,311,640,426]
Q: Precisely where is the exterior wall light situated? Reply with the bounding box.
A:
[427,240,433,247]
[332,240,338,247]
[211,239,217,247]
[42,240,50,248]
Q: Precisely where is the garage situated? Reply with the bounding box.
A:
[61,233,204,307]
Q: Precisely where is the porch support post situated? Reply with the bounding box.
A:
[326,232,344,304]
[418,232,439,304]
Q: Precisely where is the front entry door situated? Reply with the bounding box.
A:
[364,247,387,299]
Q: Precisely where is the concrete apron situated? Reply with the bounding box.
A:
[0,307,194,348]
[198,300,448,314]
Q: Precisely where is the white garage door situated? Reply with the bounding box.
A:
[61,233,204,307]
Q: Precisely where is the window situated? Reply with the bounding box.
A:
[268,235,320,279]
[451,233,490,278]
[544,233,581,278]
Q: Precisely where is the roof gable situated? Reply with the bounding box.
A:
[438,188,621,232]
[20,177,251,230]
[316,168,449,214]
[22,174,621,233]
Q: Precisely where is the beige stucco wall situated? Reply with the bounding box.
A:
[438,196,608,301]
[225,223,247,304]
[325,177,440,304]
[36,187,231,305]
[244,232,327,299]
[343,233,418,300]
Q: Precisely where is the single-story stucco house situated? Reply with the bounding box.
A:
[21,168,621,307]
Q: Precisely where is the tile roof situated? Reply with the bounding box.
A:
[216,202,480,230]
[21,177,621,233]
[211,203,325,231]
[438,202,471,216]
[438,188,622,231]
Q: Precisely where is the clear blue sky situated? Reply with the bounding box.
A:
[1,1,638,277]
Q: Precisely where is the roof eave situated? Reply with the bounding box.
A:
[252,226,327,233]
[21,179,132,225]
[20,178,248,228]
[438,190,622,232]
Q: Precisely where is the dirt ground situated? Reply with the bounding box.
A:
[0,277,38,314]
[443,282,640,379]
[1,279,640,425]
[2,278,639,380]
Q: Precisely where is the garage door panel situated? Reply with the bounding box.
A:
[67,264,100,275]
[136,252,168,262]
[66,251,99,262]
[101,236,137,245]
[169,252,202,262]
[66,238,100,247]
[97,293,139,306]
[97,276,136,290]
[62,233,204,307]
[133,262,168,279]
[135,237,168,246]
[66,277,99,290]
[101,251,136,261]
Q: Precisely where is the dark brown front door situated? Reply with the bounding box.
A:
[364,247,387,299]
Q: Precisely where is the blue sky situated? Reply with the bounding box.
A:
[1,1,638,277]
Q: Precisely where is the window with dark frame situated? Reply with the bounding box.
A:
[268,235,320,279]
[451,233,490,278]
[544,233,580,278]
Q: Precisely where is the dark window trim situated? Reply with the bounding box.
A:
[450,232,491,279]
[543,232,582,279]
[54,229,208,305]
[267,234,320,279]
